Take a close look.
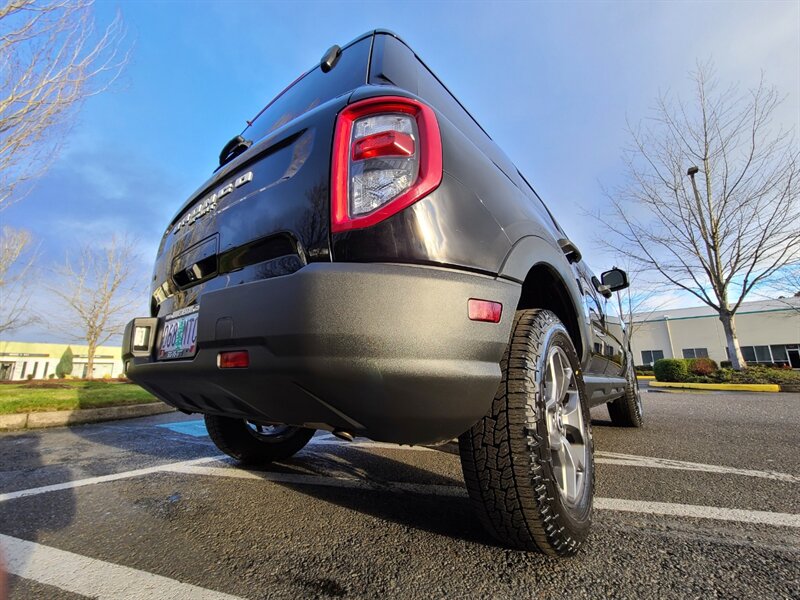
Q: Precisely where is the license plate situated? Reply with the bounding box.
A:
[158,306,199,360]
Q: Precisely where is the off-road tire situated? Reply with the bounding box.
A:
[459,309,594,555]
[204,414,315,465]
[607,360,643,427]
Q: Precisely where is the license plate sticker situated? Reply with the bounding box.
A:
[158,306,199,360]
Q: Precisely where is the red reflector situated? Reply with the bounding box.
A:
[352,130,415,160]
[468,299,503,323]
[218,350,249,368]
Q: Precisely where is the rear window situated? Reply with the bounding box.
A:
[243,36,372,143]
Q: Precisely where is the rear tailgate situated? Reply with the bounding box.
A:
[150,35,373,317]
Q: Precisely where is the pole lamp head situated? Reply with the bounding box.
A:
[687,166,699,177]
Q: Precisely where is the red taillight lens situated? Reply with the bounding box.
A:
[218,350,249,368]
[352,130,415,160]
[468,299,503,323]
[331,97,443,233]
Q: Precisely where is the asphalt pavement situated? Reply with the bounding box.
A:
[1,388,798,599]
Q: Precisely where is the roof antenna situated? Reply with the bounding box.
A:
[320,45,341,73]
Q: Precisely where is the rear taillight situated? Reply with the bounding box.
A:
[331,97,442,233]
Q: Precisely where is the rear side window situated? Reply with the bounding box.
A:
[244,36,372,143]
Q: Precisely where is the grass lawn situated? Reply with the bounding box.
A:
[0,380,158,415]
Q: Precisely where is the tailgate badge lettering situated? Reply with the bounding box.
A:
[234,172,253,187]
[174,171,253,233]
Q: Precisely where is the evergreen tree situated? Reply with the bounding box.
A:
[55,346,74,378]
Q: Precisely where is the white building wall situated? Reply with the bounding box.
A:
[631,300,800,366]
[0,341,123,381]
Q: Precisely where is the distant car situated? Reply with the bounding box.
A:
[123,30,642,555]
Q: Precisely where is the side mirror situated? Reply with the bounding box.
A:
[601,268,630,292]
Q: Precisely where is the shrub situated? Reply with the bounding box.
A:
[48,374,55,379]
[687,375,714,384]
[56,346,74,379]
[653,358,689,382]
[726,366,800,385]
[719,360,788,370]
[686,357,718,376]
[26,374,34,381]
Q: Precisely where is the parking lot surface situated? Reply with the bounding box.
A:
[1,388,798,599]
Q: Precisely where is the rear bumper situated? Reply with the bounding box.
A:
[123,263,520,444]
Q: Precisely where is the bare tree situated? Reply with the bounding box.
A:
[1,0,128,209]
[761,263,800,313]
[597,62,800,369]
[771,263,800,296]
[49,236,139,378]
[0,226,38,334]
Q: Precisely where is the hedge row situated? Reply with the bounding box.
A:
[653,359,800,384]
[653,358,718,381]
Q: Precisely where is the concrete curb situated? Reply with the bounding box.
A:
[0,402,176,432]
[636,375,656,380]
[649,381,781,393]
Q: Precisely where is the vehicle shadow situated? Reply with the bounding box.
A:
[0,431,76,599]
[247,444,499,547]
[72,383,217,463]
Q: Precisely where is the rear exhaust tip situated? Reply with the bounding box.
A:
[332,430,354,442]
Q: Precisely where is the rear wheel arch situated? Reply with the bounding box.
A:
[499,236,587,362]
[516,263,584,360]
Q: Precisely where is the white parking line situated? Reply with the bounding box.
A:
[169,464,468,497]
[168,464,800,528]
[1,533,243,600]
[157,425,799,484]
[0,455,226,503]
[312,439,800,483]
[2,440,797,530]
[593,498,800,528]
[595,451,800,483]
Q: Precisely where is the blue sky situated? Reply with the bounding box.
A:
[4,0,799,342]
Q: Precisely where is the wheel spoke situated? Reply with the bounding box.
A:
[553,352,565,404]
[557,357,572,405]
[549,427,562,450]
[552,441,568,493]
[561,436,582,501]
[546,357,559,408]
[561,392,581,428]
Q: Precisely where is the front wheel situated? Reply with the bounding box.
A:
[459,309,594,555]
[607,359,644,427]
[204,414,315,465]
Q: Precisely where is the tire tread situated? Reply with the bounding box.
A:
[459,308,592,555]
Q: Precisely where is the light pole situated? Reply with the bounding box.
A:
[686,166,702,204]
[686,165,710,239]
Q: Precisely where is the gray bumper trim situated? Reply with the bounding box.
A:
[123,263,520,444]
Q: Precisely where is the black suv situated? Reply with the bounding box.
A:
[123,30,643,556]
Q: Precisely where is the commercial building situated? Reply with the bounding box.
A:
[0,341,123,381]
[630,297,800,368]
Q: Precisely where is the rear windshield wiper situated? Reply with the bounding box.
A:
[217,135,252,169]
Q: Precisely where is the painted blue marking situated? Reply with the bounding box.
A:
[157,420,208,437]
